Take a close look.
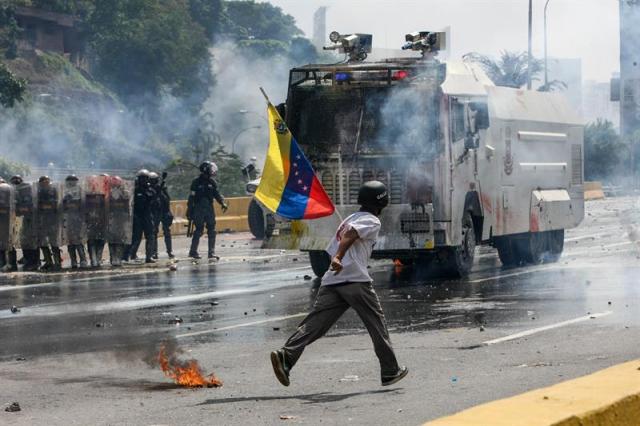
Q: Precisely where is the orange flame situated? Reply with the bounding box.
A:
[158,346,223,388]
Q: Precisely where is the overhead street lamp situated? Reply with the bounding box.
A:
[231,125,262,154]
[527,0,533,90]
[238,109,268,124]
[544,0,552,88]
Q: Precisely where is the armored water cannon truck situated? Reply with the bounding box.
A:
[265,31,584,278]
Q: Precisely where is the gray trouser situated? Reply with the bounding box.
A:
[283,281,399,376]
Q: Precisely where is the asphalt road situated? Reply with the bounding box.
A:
[1,197,639,425]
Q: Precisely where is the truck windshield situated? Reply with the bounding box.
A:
[287,80,441,160]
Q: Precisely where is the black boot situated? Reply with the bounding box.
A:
[208,231,218,259]
[4,250,17,272]
[51,247,62,271]
[68,246,78,269]
[165,233,173,258]
[77,245,88,268]
[23,249,40,271]
[41,247,54,271]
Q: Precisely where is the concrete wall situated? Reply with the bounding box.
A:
[166,197,252,236]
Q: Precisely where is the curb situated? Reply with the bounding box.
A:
[584,181,605,201]
[424,360,640,426]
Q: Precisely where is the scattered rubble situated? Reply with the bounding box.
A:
[279,415,297,420]
[339,375,359,382]
[303,275,312,280]
[168,316,183,325]
[168,264,178,272]
[5,402,20,412]
[10,305,19,314]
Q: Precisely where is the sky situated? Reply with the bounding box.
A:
[266,0,620,82]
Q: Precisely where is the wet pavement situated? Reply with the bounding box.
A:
[1,197,639,425]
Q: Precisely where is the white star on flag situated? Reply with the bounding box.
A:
[296,155,301,160]
[293,163,298,168]
[303,186,308,191]
[294,171,299,176]
[297,179,303,184]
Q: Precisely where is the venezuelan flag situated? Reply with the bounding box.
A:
[255,103,335,220]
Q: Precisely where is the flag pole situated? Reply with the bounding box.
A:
[258,87,343,223]
[259,87,272,106]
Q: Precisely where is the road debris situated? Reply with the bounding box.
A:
[158,344,222,388]
[5,402,20,412]
[15,357,26,361]
[279,415,297,420]
[168,264,178,272]
[168,316,183,325]
[10,305,19,314]
[303,275,312,280]
[339,375,360,382]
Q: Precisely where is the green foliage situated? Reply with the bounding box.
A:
[223,0,301,42]
[584,119,627,181]
[466,51,543,89]
[0,62,26,107]
[0,156,29,179]
[164,144,246,199]
[188,0,223,41]
[0,5,20,59]
[89,0,210,105]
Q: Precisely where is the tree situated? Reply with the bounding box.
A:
[188,0,223,41]
[0,62,26,107]
[466,51,543,89]
[223,0,301,42]
[0,156,29,178]
[88,0,210,106]
[584,119,627,181]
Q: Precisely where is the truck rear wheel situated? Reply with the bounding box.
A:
[445,211,476,277]
[248,199,265,239]
[544,229,564,263]
[309,250,331,277]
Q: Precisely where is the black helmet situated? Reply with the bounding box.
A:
[38,175,50,183]
[65,174,79,182]
[199,161,218,176]
[136,169,150,178]
[357,180,389,209]
[149,172,159,183]
[9,175,22,185]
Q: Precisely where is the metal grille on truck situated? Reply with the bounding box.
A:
[400,212,430,233]
[320,169,405,205]
[571,144,583,185]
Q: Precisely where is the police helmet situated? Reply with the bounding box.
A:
[9,175,22,185]
[38,175,50,184]
[357,180,389,209]
[136,169,150,178]
[65,174,79,182]
[148,172,159,183]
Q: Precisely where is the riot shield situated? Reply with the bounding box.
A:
[15,182,38,250]
[0,183,16,251]
[37,180,63,248]
[106,177,133,244]
[85,175,108,241]
[63,178,87,245]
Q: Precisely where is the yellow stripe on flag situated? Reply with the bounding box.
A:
[255,104,292,214]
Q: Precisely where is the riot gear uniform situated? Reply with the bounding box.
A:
[188,162,228,259]
[106,176,133,266]
[63,175,88,268]
[0,183,16,270]
[148,172,161,260]
[85,175,108,267]
[36,176,63,271]
[127,170,156,263]
[14,178,40,271]
[156,173,174,258]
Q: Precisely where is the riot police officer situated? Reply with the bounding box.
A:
[106,176,132,266]
[0,180,15,271]
[148,172,162,260]
[37,176,63,271]
[63,175,88,269]
[127,169,156,263]
[152,172,174,259]
[188,161,228,259]
[85,175,109,267]
[12,175,40,271]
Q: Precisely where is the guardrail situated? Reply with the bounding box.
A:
[164,197,251,236]
[584,181,605,200]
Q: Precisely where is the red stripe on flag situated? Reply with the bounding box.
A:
[303,176,335,219]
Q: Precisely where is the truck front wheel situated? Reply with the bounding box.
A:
[445,211,476,277]
[308,250,331,277]
[248,199,265,239]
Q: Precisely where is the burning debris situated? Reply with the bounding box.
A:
[157,345,222,388]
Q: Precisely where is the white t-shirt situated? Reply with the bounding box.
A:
[321,211,381,286]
